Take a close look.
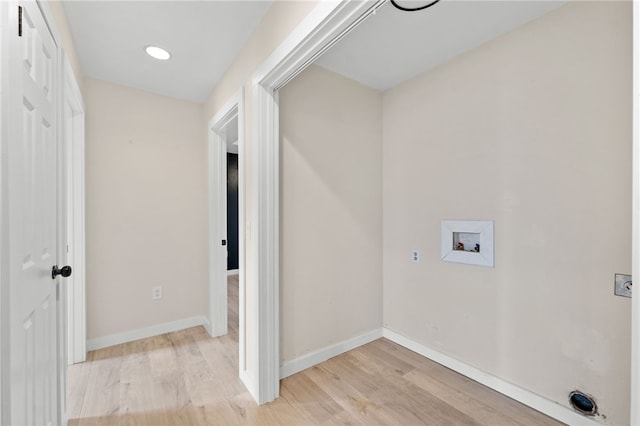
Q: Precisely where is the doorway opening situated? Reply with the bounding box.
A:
[208,88,247,382]
[225,115,240,276]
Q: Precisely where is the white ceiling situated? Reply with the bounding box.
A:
[63,1,272,102]
[63,0,566,102]
[315,0,566,91]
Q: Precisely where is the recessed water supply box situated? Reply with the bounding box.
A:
[441,220,494,267]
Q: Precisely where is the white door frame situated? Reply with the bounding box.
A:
[250,0,384,404]
[57,50,69,426]
[631,0,639,424]
[62,55,86,366]
[0,6,7,423]
[208,88,247,378]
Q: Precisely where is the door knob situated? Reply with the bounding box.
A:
[52,265,72,279]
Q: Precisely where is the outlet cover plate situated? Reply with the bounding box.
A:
[614,274,632,298]
[152,286,162,300]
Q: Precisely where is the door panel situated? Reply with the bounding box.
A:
[8,1,60,424]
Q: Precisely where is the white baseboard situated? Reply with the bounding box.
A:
[86,316,210,351]
[280,328,383,379]
[382,328,601,426]
[227,269,239,276]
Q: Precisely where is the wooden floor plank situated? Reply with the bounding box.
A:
[280,372,345,424]
[372,338,528,425]
[409,350,561,426]
[404,367,519,426]
[302,364,395,425]
[68,277,564,426]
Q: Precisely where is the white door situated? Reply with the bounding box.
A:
[6,1,64,424]
[208,119,228,337]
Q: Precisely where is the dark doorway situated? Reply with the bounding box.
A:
[227,153,239,270]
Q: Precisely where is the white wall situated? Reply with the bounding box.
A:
[85,79,208,339]
[279,65,383,363]
[382,2,632,424]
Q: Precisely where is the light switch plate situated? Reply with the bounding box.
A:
[614,274,632,298]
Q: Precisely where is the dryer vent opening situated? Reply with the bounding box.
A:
[569,390,597,416]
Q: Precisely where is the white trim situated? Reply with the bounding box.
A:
[86,316,210,352]
[382,328,601,426]
[251,0,384,405]
[280,329,383,379]
[208,104,229,338]
[56,46,68,426]
[252,78,280,404]
[0,4,8,423]
[62,54,86,366]
[236,92,247,376]
[254,1,386,90]
[207,88,248,390]
[227,269,239,276]
[631,0,639,424]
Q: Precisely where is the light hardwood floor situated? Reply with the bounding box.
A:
[68,276,563,425]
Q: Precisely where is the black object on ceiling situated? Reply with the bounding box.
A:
[390,0,441,12]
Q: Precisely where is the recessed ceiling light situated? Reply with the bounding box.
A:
[145,45,171,60]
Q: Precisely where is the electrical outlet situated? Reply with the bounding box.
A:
[614,274,632,298]
[412,250,420,263]
[152,286,162,300]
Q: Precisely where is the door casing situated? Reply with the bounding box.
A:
[62,54,86,366]
[631,1,639,424]
[249,0,385,404]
